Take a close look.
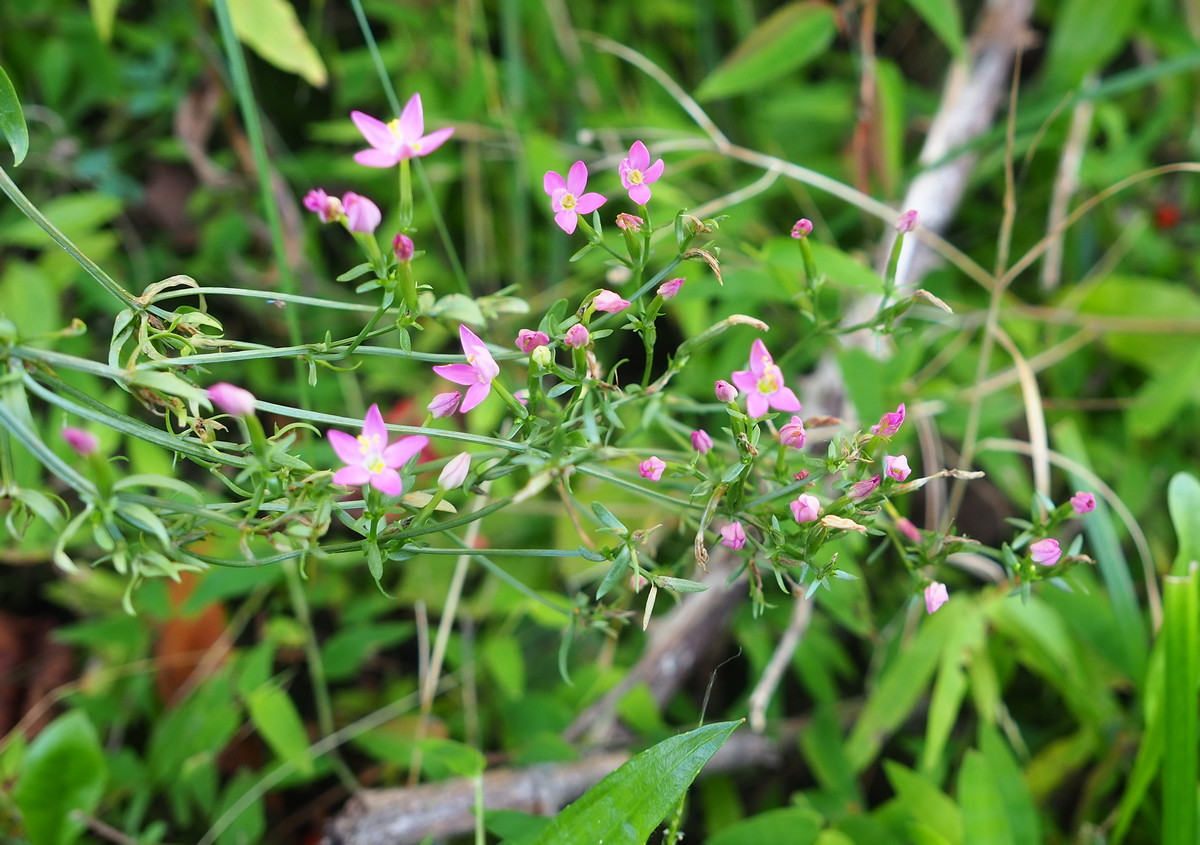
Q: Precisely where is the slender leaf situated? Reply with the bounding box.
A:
[245,683,314,776]
[89,0,120,42]
[1041,0,1146,90]
[0,65,28,167]
[533,720,740,844]
[904,0,964,59]
[957,750,1013,845]
[978,728,1041,844]
[883,761,962,845]
[1168,472,1200,575]
[1162,571,1199,845]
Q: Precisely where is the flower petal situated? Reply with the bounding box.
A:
[628,184,651,205]
[333,465,370,487]
[566,160,589,195]
[574,192,606,215]
[746,393,767,418]
[397,93,424,140]
[543,170,566,196]
[370,468,403,496]
[383,435,429,468]
[555,210,578,234]
[459,325,489,360]
[362,404,388,442]
[749,339,772,375]
[433,363,481,385]
[328,429,363,464]
[769,387,802,412]
[413,126,454,157]
[643,158,664,184]
[460,381,492,412]
[350,110,394,150]
[730,370,757,393]
[628,140,649,170]
[354,148,400,168]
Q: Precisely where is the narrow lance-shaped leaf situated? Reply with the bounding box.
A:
[0,65,28,166]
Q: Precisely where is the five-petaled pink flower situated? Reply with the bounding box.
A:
[691,429,713,454]
[779,415,806,449]
[885,455,911,482]
[730,339,802,418]
[871,403,906,437]
[1070,492,1095,515]
[328,404,429,496]
[432,325,500,413]
[720,521,746,551]
[544,162,606,234]
[790,494,820,523]
[639,456,666,481]
[924,582,948,614]
[619,141,665,205]
[592,290,630,313]
[516,329,550,353]
[351,94,455,167]
[1030,538,1062,567]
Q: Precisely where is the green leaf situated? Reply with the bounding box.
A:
[1162,571,1199,845]
[245,683,314,776]
[595,548,631,601]
[0,65,28,167]
[978,728,1041,845]
[957,750,1013,845]
[921,602,984,775]
[904,0,964,59]
[695,3,836,101]
[89,0,120,42]
[708,807,823,845]
[655,576,710,593]
[224,0,328,87]
[429,293,486,327]
[1040,0,1146,91]
[591,501,626,532]
[419,738,486,778]
[883,761,962,845]
[214,769,265,845]
[13,711,107,845]
[1168,473,1200,576]
[533,720,740,845]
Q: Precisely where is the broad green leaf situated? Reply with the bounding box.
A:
[1168,473,1200,575]
[883,761,962,845]
[904,0,964,59]
[419,738,486,778]
[978,728,1041,844]
[245,683,314,775]
[655,575,709,593]
[533,720,740,844]
[225,0,328,87]
[89,0,120,42]
[429,293,486,327]
[1162,572,1199,845]
[482,635,527,700]
[799,706,862,808]
[0,65,28,166]
[13,711,107,845]
[1041,0,1146,91]
[214,769,265,845]
[696,3,836,101]
[708,807,823,845]
[921,601,984,775]
[957,750,1013,845]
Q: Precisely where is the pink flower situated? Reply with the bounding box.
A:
[691,429,713,454]
[885,455,911,482]
[427,391,461,418]
[719,522,746,550]
[616,213,644,232]
[714,380,738,403]
[657,278,684,299]
[62,427,99,457]
[438,453,471,490]
[896,209,919,233]
[303,189,342,223]
[1070,492,1095,515]
[432,325,500,413]
[619,141,665,205]
[924,582,949,614]
[849,475,881,500]
[207,382,256,417]
[328,404,428,496]
[592,290,631,313]
[393,233,415,262]
[350,94,455,167]
[790,494,820,523]
[791,219,813,239]
[342,192,381,234]
[543,162,606,234]
[871,403,906,437]
[779,415,806,449]
[1030,538,1062,567]
[516,329,550,353]
[896,517,922,543]
[639,456,666,481]
[730,339,802,418]
[564,324,590,348]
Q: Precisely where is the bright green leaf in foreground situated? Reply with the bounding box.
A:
[12,711,107,845]
[224,0,327,88]
[0,65,29,167]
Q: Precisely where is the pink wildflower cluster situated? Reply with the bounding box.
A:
[543,140,666,235]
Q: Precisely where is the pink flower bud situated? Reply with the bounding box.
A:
[896,209,919,233]
[438,452,471,490]
[791,218,813,239]
[61,427,99,456]
[719,521,746,550]
[790,494,820,523]
[885,454,911,481]
[616,213,644,232]
[393,233,415,262]
[207,382,256,417]
[690,429,713,454]
[714,380,738,403]
[428,391,461,418]
[1030,538,1061,567]
[342,192,382,234]
[871,403,906,437]
[303,189,343,223]
[849,475,881,500]
[564,324,590,348]
[516,329,550,353]
[779,415,806,449]
[639,456,666,481]
[513,389,530,406]
[896,517,922,544]
[1070,491,1095,515]
[592,290,631,313]
[657,278,684,299]
[924,582,948,614]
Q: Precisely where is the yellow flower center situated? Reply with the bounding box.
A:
[628,169,644,185]
[757,370,780,395]
[387,118,403,138]
[560,192,577,210]
[366,457,387,474]
[357,433,382,455]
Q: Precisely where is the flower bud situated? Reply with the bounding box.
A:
[303,189,343,223]
[639,456,665,481]
[616,213,644,232]
[393,233,415,262]
[790,493,820,523]
[531,345,553,369]
[207,382,257,417]
[849,475,881,500]
[438,452,471,490]
[924,582,948,614]
[779,415,806,449]
[790,218,813,239]
[1070,491,1095,515]
[564,324,590,348]
[895,209,919,233]
[719,521,746,550]
[1030,538,1061,567]
[714,380,738,403]
[885,454,911,481]
[592,290,631,313]
[342,192,382,234]
[428,391,462,418]
[690,429,713,454]
[516,329,550,353]
[657,278,684,299]
[61,427,99,457]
